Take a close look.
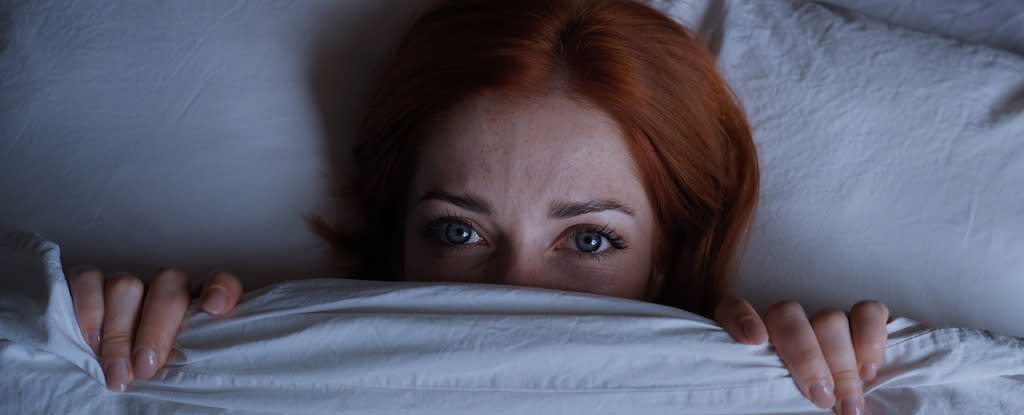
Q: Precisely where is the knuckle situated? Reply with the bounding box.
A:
[714,296,746,322]
[810,309,848,328]
[721,295,746,310]
[155,266,182,275]
[861,343,886,356]
[69,268,103,283]
[852,300,890,321]
[788,351,825,377]
[151,267,190,288]
[70,285,103,307]
[101,331,133,348]
[107,275,144,296]
[765,301,804,323]
[207,271,241,290]
[831,368,863,387]
[208,270,233,280]
[133,335,169,354]
[75,305,104,322]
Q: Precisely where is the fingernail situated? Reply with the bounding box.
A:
[741,317,762,343]
[103,358,130,392]
[87,330,101,354]
[202,285,227,315]
[133,347,158,380]
[808,379,835,409]
[840,395,863,415]
[861,362,878,382]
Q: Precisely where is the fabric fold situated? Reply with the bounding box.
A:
[2,230,1023,414]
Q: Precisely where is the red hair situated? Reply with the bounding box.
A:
[313,0,758,317]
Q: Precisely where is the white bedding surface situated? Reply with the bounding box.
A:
[714,0,1024,336]
[817,0,1024,56]
[2,231,1023,414]
[1,0,1022,338]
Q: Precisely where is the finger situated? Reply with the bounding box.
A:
[849,300,890,383]
[200,271,243,316]
[713,295,768,344]
[132,268,191,381]
[811,310,864,415]
[101,275,144,392]
[66,267,104,355]
[764,301,835,409]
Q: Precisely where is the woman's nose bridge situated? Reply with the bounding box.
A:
[492,241,549,287]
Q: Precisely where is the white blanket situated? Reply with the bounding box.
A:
[2,231,1022,414]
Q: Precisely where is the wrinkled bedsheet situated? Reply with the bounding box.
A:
[817,0,1024,56]
[2,231,1022,414]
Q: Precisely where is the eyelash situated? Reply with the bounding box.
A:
[421,211,481,250]
[571,225,628,262]
[421,213,629,261]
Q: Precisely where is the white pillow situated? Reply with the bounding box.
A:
[699,0,1024,336]
[0,0,434,287]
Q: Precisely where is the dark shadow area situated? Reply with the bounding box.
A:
[56,249,332,295]
[988,82,1024,125]
[0,11,9,55]
[696,0,725,58]
[0,229,54,345]
[0,0,22,57]
[305,1,429,237]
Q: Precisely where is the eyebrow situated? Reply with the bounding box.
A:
[417,191,635,219]
[548,199,635,219]
[418,191,492,214]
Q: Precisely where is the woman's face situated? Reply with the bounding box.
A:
[403,91,661,301]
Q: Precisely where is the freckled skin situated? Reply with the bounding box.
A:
[404,91,663,301]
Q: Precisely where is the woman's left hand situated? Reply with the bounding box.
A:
[714,297,891,415]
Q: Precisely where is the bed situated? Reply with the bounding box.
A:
[1,0,1023,412]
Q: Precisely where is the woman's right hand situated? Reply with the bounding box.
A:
[65,267,243,392]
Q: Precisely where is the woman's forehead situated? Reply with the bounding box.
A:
[412,92,648,210]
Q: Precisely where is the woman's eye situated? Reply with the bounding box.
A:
[566,227,627,257]
[574,230,607,253]
[425,218,483,246]
[443,221,475,244]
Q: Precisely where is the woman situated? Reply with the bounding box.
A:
[66,1,888,414]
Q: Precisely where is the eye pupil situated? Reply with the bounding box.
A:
[575,231,602,253]
[443,222,473,244]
